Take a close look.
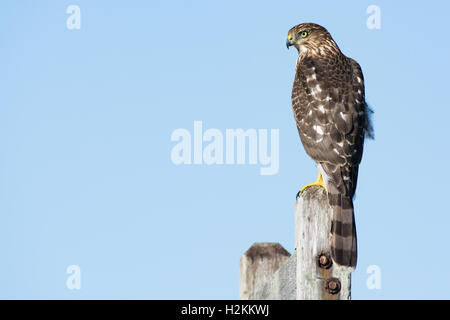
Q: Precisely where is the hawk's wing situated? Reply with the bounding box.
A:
[292,56,368,197]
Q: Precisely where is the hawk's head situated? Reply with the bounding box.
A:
[286,23,341,57]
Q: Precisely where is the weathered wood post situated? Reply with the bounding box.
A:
[239,186,352,300]
[239,243,291,300]
[295,186,351,299]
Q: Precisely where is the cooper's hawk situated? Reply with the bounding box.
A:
[287,23,373,268]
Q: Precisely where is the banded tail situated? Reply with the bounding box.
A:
[328,191,357,268]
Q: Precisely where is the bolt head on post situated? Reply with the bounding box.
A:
[325,277,341,295]
[317,253,333,269]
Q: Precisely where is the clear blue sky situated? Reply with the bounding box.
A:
[1,0,449,299]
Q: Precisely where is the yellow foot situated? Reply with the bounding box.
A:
[296,170,326,199]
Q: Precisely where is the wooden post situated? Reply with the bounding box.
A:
[295,186,351,300]
[239,243,291,300]
[239,186,351,300]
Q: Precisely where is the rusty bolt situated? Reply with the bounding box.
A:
[317,253,332,269]
[325,278,341,295]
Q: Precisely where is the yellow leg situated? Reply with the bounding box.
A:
[296,170,326,199]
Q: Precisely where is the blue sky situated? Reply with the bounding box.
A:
[1,0,449,299]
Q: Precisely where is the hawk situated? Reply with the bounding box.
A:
[286,23,373,268]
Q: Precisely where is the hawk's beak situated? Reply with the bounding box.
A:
[286,39,294,49]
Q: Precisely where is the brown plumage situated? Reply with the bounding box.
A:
[287,23,373,268]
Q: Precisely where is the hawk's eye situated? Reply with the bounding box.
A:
[298,31,309,38]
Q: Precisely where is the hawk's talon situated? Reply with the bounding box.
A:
[296,170,326,200]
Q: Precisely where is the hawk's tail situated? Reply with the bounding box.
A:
[328,192,357,268]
